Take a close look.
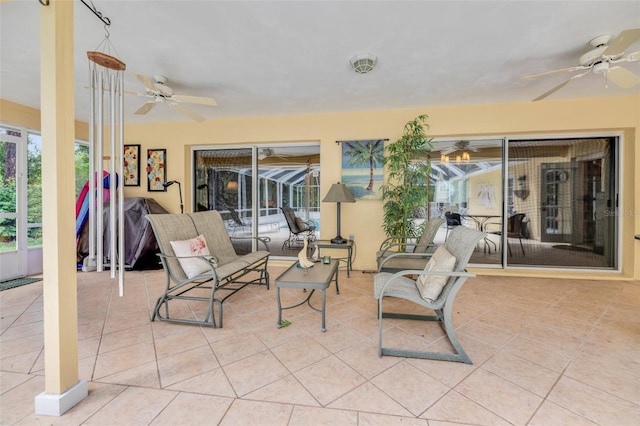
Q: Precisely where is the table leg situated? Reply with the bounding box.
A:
[321,288,326,332]
[276,287,283,328]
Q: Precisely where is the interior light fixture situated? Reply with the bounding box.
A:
[322,182,355,244]
[440,151,471,165]
[350,54,377,74]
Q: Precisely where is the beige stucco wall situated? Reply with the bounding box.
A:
[2,94,639,280]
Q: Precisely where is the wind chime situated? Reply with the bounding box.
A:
[84,1,126,295]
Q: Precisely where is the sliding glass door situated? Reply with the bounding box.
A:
[431,135,618,270]
[193,144,320,257]
[507,137,617,268]
[431,139,504,266]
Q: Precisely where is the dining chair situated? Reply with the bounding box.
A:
[444,211,462,240]
[487,213,526,256]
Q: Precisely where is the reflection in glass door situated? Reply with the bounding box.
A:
[431,139,504,266]
[431,136,618,270]
[540,164,573,243]
[194,148,253,254]
[193,145,320,258]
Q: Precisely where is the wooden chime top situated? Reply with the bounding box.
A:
[87,51,126,71]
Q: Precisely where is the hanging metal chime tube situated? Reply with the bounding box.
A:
[87,51,126,295]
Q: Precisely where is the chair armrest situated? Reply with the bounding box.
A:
[230,235,272,251]
[378,241,409,256]
[157,252,219,267]
[411,242,435,252]
[378,251,434,271]
[378,235,411,250]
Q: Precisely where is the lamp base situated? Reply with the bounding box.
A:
[331,236,347,244]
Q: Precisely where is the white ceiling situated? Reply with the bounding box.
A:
[1,1,639,125]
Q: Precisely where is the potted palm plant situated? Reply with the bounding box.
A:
[381,114,433,239]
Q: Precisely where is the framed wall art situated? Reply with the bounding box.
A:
[339,139,387,200]
[123,144,141,186]
[147,148,167,192]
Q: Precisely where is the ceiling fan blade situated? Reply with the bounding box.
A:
[134,102,155,115]
[132,72,157,92]
[603,28,640,57]
[532,70,590,102]
[172,103,205,122]
[606,66,640,89]
[124,89,146,96]
[622,50,640,62]
[173,94,218,106]
[521,65,588,80]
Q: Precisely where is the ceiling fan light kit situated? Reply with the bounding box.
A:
[440,140,475,164]
[524,28,640,101]
[129,72,218,121]
[350,54,377,74]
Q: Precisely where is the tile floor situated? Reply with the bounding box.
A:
[1,266,639,425]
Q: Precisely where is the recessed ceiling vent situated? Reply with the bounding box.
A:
[350,54,377,74]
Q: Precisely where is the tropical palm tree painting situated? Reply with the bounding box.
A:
[341,139,386,200]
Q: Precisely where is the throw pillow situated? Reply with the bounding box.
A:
[416,245,457,302]
[169,234,212,279]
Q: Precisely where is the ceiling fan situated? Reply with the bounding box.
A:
[440,140,479,156]
[128,72,217,121]
[523,28,640,101]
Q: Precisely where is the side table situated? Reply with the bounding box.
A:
[313,239,353,277]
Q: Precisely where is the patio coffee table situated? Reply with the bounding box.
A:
[275,259,339,332]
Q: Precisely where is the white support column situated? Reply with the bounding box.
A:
[35,0,87,416]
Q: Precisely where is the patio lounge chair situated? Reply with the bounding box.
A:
[374,226,484,364]
[226,206,250,236]
[145,210,270,328]
[281,206,316,249]
[376,217,445,273]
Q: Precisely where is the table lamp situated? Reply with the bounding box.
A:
[322,182,355,244]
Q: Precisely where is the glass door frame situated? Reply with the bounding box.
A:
[0,123,27,280]
[503,132,621,272]
[191,143,320,257]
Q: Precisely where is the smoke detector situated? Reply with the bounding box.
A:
[350,54,377,74]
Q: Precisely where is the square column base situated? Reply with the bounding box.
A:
[35,380,88,416]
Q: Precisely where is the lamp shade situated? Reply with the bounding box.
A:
[322,183,355,203]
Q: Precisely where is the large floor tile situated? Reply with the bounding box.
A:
[455,368,542,425]
[547,376,640,426]
[0,270,636,425]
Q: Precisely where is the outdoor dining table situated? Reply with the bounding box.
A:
[463,214,500,253]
